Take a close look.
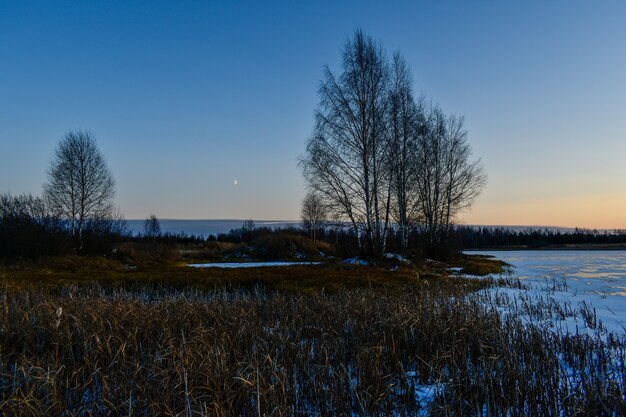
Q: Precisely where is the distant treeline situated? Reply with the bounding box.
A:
[0,194,212,261]
[4,191,625,263]
[454,225,626,249]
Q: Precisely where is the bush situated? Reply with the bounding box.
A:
[114,242,180,265]
[0,193,70,261]
[459,254,509,276]
[251,233,331,260]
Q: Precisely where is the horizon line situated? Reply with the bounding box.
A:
[124,219,624,231]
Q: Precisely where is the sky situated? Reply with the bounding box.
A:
[1,1,625,228]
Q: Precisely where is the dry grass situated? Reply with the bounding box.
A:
[0,262,623,416]
[457,254,510,276]
[1,259,487,295]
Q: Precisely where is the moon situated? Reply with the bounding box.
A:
[233,180,238,186]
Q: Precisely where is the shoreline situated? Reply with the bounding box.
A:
[464,244,626,251]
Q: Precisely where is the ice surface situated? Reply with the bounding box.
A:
[465,250,626,336]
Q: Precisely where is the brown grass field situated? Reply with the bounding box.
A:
[0,256,624,416]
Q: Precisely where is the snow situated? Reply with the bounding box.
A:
[465,250,626,336]
[188,261,322,268]
[384,253,410,263]
[343,257,369,266]
[404,371,440,415]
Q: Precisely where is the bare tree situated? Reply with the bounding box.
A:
[44,131,115,252]
[302,31,486,256]
[414,108,486,247]
[301,192,327,241]
[386,54,427,252]
[441,115,486,232]
[242,219,255,232]
[301,30,391,255]
[144,214,161,239]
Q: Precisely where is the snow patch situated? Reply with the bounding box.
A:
[343,257,369,266]
[384,253,410,264]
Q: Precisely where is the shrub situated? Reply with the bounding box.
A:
[252,233,333,260]
[114,242,180,265]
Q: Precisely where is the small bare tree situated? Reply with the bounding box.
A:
[301,192,327,241]
[44,131,115,252]
[144,214,161,239]
[242,219,255,232]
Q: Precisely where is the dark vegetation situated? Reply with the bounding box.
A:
[2,199,624,415]
[0,193,126,261]
[0,261,623,416]
[0,191,456,264]
[455,225,626,249]
[4,193,626,267]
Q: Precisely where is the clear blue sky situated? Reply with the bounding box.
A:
[1,1,625,227]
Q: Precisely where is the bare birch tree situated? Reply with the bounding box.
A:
[440,115,486,233]
[301,192,327,241]
[302,31,486,256]
[44,131,115,252]
[301,30,391,255]
[144,214,161,239]
[414,108,486,248]
[386,54,426,252]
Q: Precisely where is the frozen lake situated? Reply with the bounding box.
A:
[466,250,626,335]
[467,250,626,297]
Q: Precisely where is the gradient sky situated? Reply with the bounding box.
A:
[1,1,625,228]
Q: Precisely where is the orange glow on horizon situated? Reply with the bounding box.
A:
[462,193,626,230]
